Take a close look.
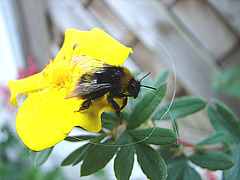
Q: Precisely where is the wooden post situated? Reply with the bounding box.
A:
[13,0,51,70]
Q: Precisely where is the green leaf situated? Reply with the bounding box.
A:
[135,143,167,180]
[207,99,240,143]
[160,151,201,180]
[101,112,119,130]
[127,83,167,129]
[159,148,177,165]
[61,143,91,166]
[154,69,169,86]
[211,64,240,98]
[114,132,135,180]
[64,135,98,142]
[167,161,186,180]
[65,133,106,143]
[153,96,207,120]
[167,160,187,180]
[196,131,228,146]
[90,133,107,143]
[29,147,53,167]
[160,151,187,180]
[189,151,234,170]
[223,144,240,180]
[72,144,93,166]
[183,165,201,180]
[80,138,119,176]
[130,127,177,145]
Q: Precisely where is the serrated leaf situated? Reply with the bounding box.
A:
[189,151,234,170]
[101,112,119,130]
[207,99,240,143]
[153,96,207,120]
[29,147,53,167]
[127,83,167,129]
[61,143,91,166]
[130,127,177,145]
[114,132,135,180]
[196,131,228,146]
[81,138,119,176]
[183,165,201,180]
[135,143,167,180]
[223,144,240,180]
[154,69,169,86]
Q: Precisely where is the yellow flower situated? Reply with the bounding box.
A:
[8,28,133,151]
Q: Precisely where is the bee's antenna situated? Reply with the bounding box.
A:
[139,72,156,90]
[140,72,151,82]
[140,85,157,91]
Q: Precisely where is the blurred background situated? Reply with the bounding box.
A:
[0,0,239,179]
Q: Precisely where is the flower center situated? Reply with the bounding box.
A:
[40,58,79,94]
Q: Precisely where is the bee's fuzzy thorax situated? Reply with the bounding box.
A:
[120,67,132,93]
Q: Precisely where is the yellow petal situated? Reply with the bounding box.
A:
[73,28,133,66]
[74,95,125,132]
[16,90,73,151]
[8,73,42,107]
[54,29,89,63]
[16,88,123,151]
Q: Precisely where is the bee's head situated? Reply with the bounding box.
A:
[127,72,156,99]
[127,78,141,99]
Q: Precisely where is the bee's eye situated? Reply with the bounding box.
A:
[73,42,79,50]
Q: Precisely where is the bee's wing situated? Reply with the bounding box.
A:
[65,83,112,99]
[65,55,112,99]
[72,55,112,73]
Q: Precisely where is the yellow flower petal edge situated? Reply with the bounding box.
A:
[8,28,133,151]
[73,28,133,66]
[8,73,42,107]
[54,29,89,63]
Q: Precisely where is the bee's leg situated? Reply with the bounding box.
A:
[107,96,122,124]
[120,97,128,111]
[75,99,92,113]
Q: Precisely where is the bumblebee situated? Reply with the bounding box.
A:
[65,55,155,123]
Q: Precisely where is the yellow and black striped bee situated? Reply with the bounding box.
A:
[65,55,155,123]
